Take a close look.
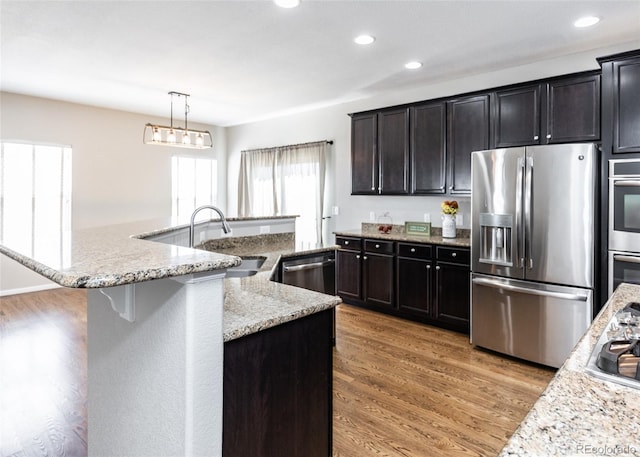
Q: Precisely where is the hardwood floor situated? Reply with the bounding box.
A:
[0,288,87,457]
[0,290,555,457]
[333,305,555,456]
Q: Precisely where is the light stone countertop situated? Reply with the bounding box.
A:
[0,217,340,342]
[0,218,242,288]
[199,235,341,342]
[334,227,471,248]
[500,283,640,456]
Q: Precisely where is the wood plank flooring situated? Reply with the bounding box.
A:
[0,290,555,457]
[333,305,554,457]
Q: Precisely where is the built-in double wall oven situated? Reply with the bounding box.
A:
[609,159,640,295]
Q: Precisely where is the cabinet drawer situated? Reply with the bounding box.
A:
[364,239,394,254]
[336,236,362,250]
[436,246,470,264]
[397,242,432,259]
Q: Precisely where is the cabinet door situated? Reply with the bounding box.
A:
[447,95,490,194]
[378,109,410,194]
[435,261,470,332]
[410,102,446,194]
[397,257,433,317]
[336,249,362,300]
[363,253,394,308]
[351,113,378,194]
[613,57,640,153]
[493,85,541,147]
[545,74,600,143]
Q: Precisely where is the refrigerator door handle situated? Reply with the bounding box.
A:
[524,156,534,270]
[613,254,640,264]
[515,157,524,269]
[472,277,589,301]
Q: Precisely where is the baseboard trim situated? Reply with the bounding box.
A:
[0,283,62,297]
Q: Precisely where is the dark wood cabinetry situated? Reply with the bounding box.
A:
[545,74,600,144]
[363,240,395,307]
[492,73,600,148]
[410,102,447,194]
[447,95,490,195]
[434,247,471,331]
[397,243,434,317]
[351,113,377,194]
[223,309,333,457]
[337,236,470,333]
[493,84,541,147]
[350,109,409,195]
[600,52,640,154]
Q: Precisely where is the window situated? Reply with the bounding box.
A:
[0,142,72,263]
[171,156,217,223]
[238,141,328,245]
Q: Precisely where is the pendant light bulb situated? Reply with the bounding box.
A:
[152,127,161,142]
[167,129,176,144]
[196,133,204,147]
[182,131,191,145]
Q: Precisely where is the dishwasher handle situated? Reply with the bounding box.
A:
[283,258,335,273]
[472,277,589,301]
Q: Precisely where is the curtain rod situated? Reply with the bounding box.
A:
[242,139,333,154]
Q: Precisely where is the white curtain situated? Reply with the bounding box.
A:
[238,141,329,245]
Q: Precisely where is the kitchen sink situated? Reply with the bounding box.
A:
[225,256,266,278]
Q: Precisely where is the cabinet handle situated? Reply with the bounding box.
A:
[426,265,431,269]
[371,186,375,191]
[533,135,539,140]
[435,266,441,270]
[344,240,349,245]
[356,255,360,259]
[449,186,453,190]
[410,248,416,253]
[375,244,380,248]
[546,134,551,139]
[363,256,368,260]
[452,252,457,257]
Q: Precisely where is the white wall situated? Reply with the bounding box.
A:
[226,42,638,240]
[0,92,225,294]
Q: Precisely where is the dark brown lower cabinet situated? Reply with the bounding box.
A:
[223,309,333,457]
[336,236,470,334]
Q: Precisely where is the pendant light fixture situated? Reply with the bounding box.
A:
[143,91,213,149]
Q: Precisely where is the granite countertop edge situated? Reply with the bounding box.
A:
[499,283,640,456]
[334,229,471,247]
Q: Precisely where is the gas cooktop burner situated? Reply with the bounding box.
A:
[586,302,640,390]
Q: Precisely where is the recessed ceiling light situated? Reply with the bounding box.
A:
[354,35,375,45]
[405,61,423,70]
[574,16,600,28]
[274,0,300,8]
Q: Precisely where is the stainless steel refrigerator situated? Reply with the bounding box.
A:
[471,143,596,368]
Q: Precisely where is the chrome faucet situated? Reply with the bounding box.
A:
[189,205,231,248]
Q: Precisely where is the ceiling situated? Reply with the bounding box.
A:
[1,1,639,127]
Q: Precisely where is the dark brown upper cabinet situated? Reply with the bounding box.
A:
[350,109,409,195]
[492,73,600,148]
[410,102,446,194]
[350,112,378,194]
[493,84,542,147]
[447,94,490,195]
[544,73,601,144]
[599,51,640,154]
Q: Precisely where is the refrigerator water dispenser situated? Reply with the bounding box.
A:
[479,213,513,266]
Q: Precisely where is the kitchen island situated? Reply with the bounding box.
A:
[500,283,640,456]
[0,217,340,457]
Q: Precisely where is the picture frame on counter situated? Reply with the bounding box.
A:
[405,221,431,237]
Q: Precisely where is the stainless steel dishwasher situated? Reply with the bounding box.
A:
[281,252,336,295]
[281,251,336,343]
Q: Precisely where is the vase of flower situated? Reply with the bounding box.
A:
[441,200,458,238]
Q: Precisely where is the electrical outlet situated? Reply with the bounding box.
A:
[259,225,270,234]
[423,213,431,223]
[369,211,376,221]
[332,206,340,216]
